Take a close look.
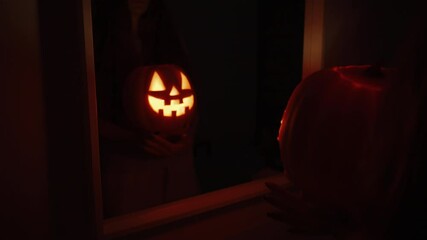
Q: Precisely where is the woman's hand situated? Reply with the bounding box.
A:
[98,118,193,158]
[140,133,192,158]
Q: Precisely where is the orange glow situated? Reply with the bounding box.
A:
[169,86,180,96]
[148,95,194,117]
[149,71,166,91]
[332,65,384,91]
[147,70,194,117]
[181,72,191,90]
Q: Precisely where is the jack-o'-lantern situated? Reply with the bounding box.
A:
[123,64,196,137]
[277,65,412,225]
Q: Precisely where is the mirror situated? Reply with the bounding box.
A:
[91,0,305,219]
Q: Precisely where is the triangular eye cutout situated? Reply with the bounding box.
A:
[149,71,166,91]
[181,72,191,90]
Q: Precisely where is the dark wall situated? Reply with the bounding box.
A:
[1,0,50,239]
[2,0,102,239]
[164,0,260,190]
[164,0,259,149]
[323,0,419,67]
[256,0,305,170]
[164,0,305,190]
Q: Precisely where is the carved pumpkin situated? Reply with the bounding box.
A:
[277,65,406,221]
[123,64,196,137]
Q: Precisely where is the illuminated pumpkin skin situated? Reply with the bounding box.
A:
[123,64,196,137]
[277,65,395,217]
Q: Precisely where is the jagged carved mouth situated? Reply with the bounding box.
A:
[148,95,194,117]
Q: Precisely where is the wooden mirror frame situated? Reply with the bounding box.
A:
[79,0,324,238]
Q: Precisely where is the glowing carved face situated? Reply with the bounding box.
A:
[147,71,194,117]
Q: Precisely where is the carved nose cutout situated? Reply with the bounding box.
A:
[169,86,180,96]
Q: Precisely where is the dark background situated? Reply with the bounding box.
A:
[162,0,305,192]
[323,0,420,68]
[91,0,306,194]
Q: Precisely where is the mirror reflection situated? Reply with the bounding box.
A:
[91,0,304,218]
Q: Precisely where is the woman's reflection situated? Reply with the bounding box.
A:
[92,0,199,218]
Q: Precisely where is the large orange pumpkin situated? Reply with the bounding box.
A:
[277,65,407,222]
[122,64,196,138]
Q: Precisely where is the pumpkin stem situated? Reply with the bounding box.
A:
[364,64,385,78]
